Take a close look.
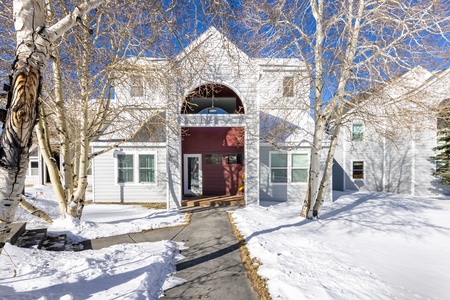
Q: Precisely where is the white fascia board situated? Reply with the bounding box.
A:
[90,142,167,148]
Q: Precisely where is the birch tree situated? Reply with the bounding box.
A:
[240,0,450,218]
[36,0,214,219]
[0,0,105,252]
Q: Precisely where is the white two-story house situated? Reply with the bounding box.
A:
[91,27,324,208]
[333,66,450,196]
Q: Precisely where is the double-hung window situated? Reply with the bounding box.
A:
[353,161,364,179]
[352,124,364,141]
[118,154,134,183]
[29,160,39,176]
[117,153,156,184]
[270,152,309,183]
[270,153,288,183]
[291,154,309,182]
[139,154,155,183]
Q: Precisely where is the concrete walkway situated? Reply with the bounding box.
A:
[82,206,258,300]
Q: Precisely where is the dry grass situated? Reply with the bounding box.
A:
[84,202,167,210]
[228,213,272,300]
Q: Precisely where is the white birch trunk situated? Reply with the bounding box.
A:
[52,51,74,203]
[36,105,67,214]
[301,0,365,218]
[68,22,90,218]
[0,0,105,252]
[19,195,52,223]
[301,0,325,219]
[314,122,343,215]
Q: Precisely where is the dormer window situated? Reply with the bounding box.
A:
[130,75,143,97]
[283,76,294,97]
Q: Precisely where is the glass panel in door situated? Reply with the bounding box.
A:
[184,154,202,195]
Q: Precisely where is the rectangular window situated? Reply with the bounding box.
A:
[139,154,155,183]
[283,77,294,97]
[291,154,308,182]
[352,124,364,141]
[30,161,39,176]
[226,153,243,164]
[353,161,364,179]
[130,75,143,97]
[271,153,288,183]
[270,152,309,183]
[118,154,134,183]
[206,154,223,165]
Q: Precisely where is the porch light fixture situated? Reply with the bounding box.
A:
[209,98,217,113]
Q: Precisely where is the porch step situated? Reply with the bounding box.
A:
[40,234,83,252]
[181,195,245,207]
[15,228,48,249]
[6,222,27,245]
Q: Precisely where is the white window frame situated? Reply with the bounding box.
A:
[115,151,157,185]
[138,153,157,184]
[352,161,364,179]
[269,151,309,184]
[130,75,144,97]
[28,159,39,176]
[290,153,309,183]
[352,123,364,141]
[283,76,295,97]
[116,154,134,184]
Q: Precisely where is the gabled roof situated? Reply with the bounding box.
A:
[174,26,250,63]
[94,110,166,144]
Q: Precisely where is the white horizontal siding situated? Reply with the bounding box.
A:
[259,145,309,203]
[92,146,167,203]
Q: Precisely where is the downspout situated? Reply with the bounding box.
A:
[411,138,416,196]
[382,136,386,192]
[343,130,346,191]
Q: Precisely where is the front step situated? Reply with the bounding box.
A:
[15,228,48,249]
[182,195,245,207]
[9,223,84,251]
[6,222,27,245]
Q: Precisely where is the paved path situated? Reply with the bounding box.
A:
[82,206,258,300]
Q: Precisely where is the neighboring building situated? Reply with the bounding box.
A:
[333,66,450,196]
[91,27,326,208]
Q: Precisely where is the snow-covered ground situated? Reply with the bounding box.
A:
[232,191,450,300]
[0,185,187,300]
[1,185,449,299]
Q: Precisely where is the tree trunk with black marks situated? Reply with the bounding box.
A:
[0,0,105,253]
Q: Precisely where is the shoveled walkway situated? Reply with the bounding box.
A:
[82,206,258,300]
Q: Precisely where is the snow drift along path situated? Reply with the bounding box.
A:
[232,192,450,300]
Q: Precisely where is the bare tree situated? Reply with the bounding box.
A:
[35,0,165,219]
[240,0,450,218]
[0,0,105,252]
[34,0,230,219]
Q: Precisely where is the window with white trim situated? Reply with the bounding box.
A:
[283,76,294,97]
[118,154,134,183]
[29,160,39,176]
[352,161,364,179]
[139,154,155,183]
[291,154,309,182]
[130,75,143,97]
[270,152,309,183]
[116,152,157,184]
[352,124,364,141]
[270,153,288,183]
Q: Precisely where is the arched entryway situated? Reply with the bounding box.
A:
[181,84,245,198]
[181,84,245,114]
